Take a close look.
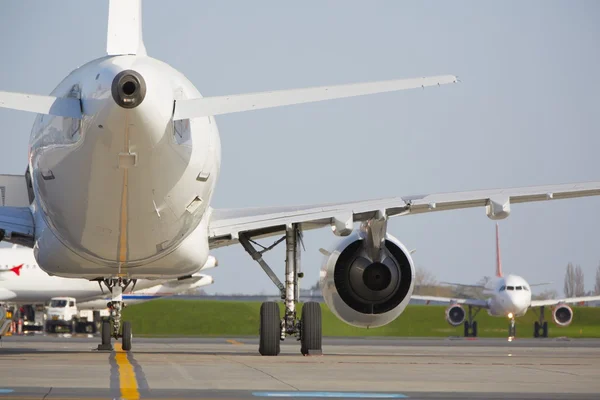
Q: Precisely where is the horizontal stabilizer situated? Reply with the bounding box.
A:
[0,91,82,118]
[106,0,146,56]
[174,75,458,120]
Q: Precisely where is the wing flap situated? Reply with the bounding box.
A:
[0,91,82,118]
[173,75,457,120]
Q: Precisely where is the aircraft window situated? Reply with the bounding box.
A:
[69,301,75,307]
[500,286,506,291]
[506,286,515,290]
[50,300,67,308]
[524,286,529,291]
[516,286,522,290]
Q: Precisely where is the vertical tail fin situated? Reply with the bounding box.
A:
[106,0,147,56]
[495,222,503,278]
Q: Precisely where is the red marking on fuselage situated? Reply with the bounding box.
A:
[10,264,23,276]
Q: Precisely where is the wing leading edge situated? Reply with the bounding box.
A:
[530,295,600,308]
[208,180,600,249]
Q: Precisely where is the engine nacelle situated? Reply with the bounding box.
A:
[320,231,415,328]
[553,304,573,326]
[445,304,466,326]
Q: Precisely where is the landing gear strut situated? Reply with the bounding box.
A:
[97,278,135,351]
[532,306,548,338]
[463,305,479,337]
[508,315,516,339]
[240,223,322,356]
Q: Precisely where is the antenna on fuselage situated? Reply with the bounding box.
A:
[106,0,147,56]
[495,222,503,278]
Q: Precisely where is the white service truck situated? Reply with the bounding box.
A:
[45,297,109,334]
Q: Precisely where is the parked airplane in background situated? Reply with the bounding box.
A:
[412,224,600,339]
[1,0,600,354]
[0,244,215,310]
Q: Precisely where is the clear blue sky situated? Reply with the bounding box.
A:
[1,1,599,295]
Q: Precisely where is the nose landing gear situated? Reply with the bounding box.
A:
[508,313,516,340]
[96,278,135,351]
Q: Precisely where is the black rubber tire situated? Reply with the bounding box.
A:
[259,302,280,356]
[534,321,540,338]
[300,302,322,355]
[542,322,548,338]
[464,321,470,337]
[122,321,132,351]
[471,321,478,338]
[101,321,111,346]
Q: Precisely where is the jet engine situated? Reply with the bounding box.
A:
[320,230,415,328]
[552,304,573,326]
[445,304,466,326]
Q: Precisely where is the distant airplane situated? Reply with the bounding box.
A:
[412,223,600,339]
[1,0,599,354]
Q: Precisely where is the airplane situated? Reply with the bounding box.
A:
[412,223,600,339]
[0,0,599,354]
[0,244,215,305]
[0,244,215,335]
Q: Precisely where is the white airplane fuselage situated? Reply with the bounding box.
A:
[30,55,220,279]
[0,246,213,304]
[484,274,532,317]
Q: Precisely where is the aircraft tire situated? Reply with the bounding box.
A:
[101,321,111,346]
[534,321,540,338]
[300,302,322,356]
[471,321,478,337]
[542,322,548,338]
[259,302,280,356]
[122,321,132,351]
[463,321,470,337]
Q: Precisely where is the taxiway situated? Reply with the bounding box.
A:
[0,336,598,399]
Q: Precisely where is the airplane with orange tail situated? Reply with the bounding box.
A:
[412,223,600,339]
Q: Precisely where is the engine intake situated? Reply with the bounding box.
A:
[445,304,466,326]
[553,304,573,326]
[320,231,415,328]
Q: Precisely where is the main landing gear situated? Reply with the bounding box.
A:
[532,306,549,338]
[463,305,480,337]
[97,278,136,351]
[240,223,322,356]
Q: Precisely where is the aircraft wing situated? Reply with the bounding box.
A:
[0,206,34,247]
[411,295,489,308]
[530,295,600,308]
[208,181,600,248]
[439,282,486,289]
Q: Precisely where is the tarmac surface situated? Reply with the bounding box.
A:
[0,334,599,399]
